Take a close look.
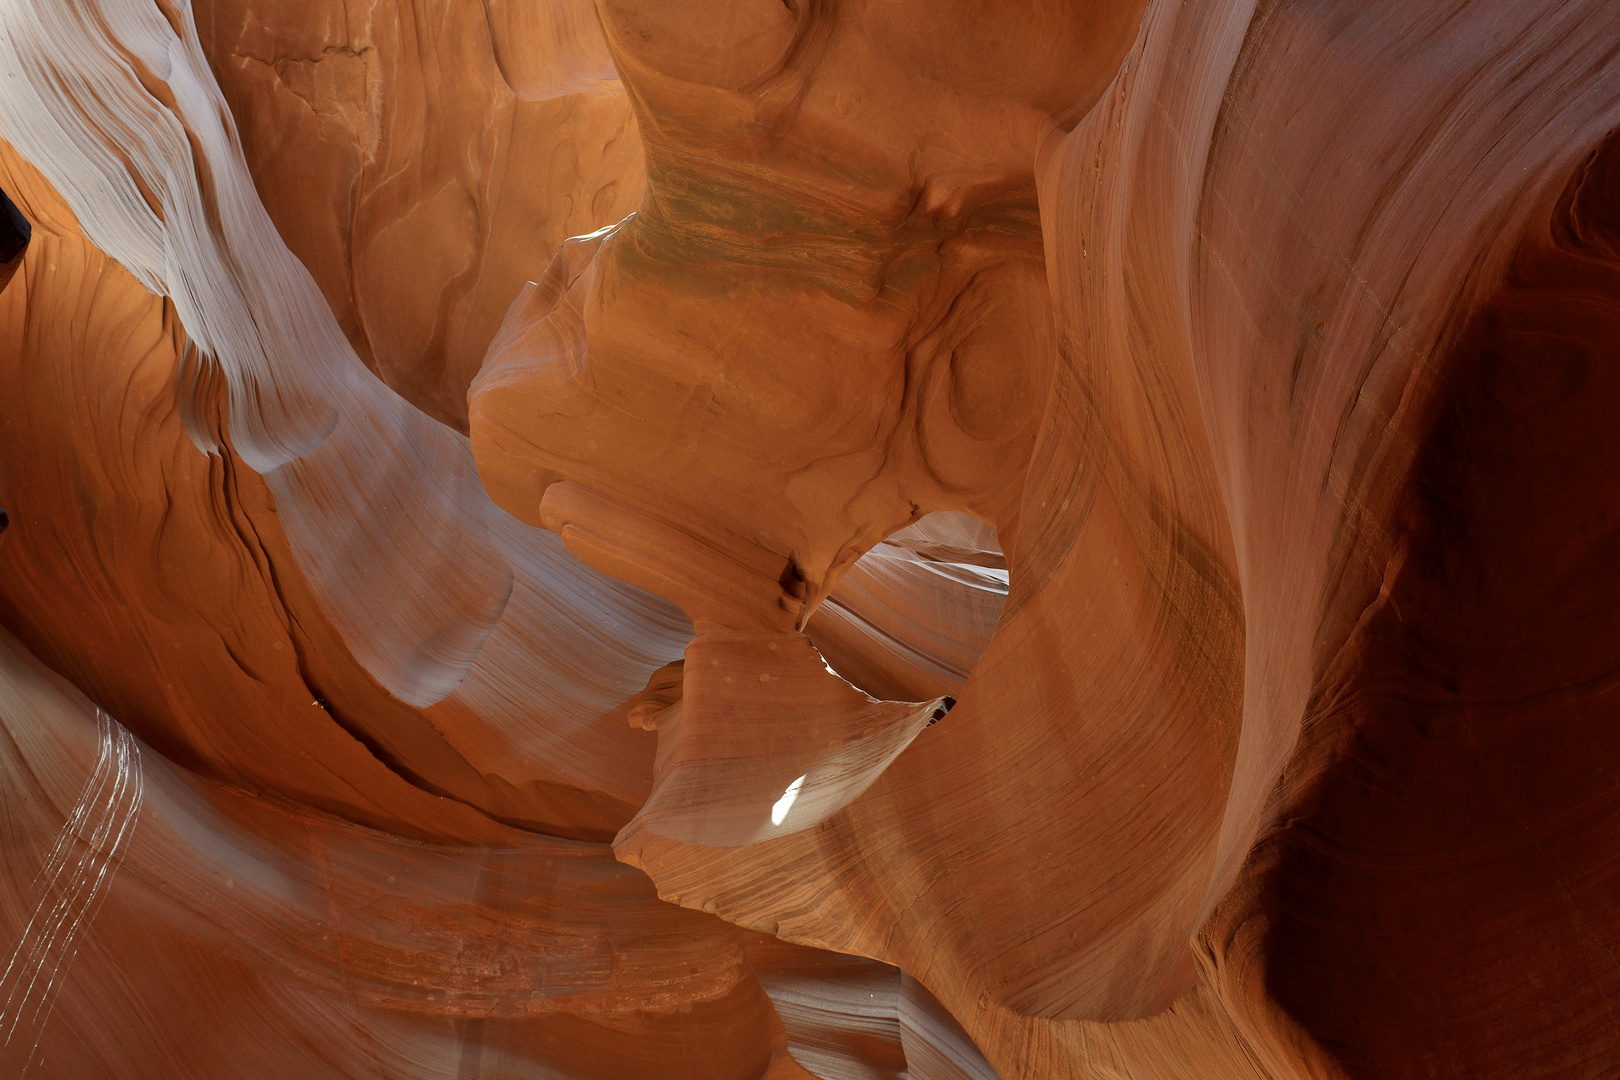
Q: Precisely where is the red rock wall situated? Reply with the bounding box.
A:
[1263,129,1620,1080]
[1,1,1618,1077]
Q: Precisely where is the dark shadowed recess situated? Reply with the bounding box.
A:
[0,187,24,536]
[1264,129,1620,1079]
[0,185,28,294]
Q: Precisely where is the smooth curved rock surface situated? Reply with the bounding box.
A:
[2,0,1619,1077]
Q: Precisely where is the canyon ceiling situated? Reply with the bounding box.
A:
[1,0,1619,1077]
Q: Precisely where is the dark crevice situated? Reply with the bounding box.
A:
[1263,128,1620,1080]
[0,185,31,295]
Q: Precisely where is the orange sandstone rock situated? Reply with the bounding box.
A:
[1,0,1619,1077]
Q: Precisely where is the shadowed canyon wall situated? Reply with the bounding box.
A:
[1,0,1618,1077]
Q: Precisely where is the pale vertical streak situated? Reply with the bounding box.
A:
[0,710,144,1075]
[0,715,120,1026]
[4,715,130,1030]
[20,722,142,1042]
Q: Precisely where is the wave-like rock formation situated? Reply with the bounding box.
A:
[0,0,1618,1077]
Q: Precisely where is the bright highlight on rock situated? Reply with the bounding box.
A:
[771,775,806,827]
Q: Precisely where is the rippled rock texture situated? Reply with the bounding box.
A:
[1,1,1618,1077]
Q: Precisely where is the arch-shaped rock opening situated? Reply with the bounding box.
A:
[806,511,1008,704]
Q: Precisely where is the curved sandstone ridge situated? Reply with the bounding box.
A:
[0,1,1618,1077]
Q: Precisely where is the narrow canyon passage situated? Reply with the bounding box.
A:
[0,1,1618,1078]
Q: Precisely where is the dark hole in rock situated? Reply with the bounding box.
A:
[778,558,809,600]
[0,185,30,265]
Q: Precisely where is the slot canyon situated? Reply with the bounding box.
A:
[1,0,1619,1076]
